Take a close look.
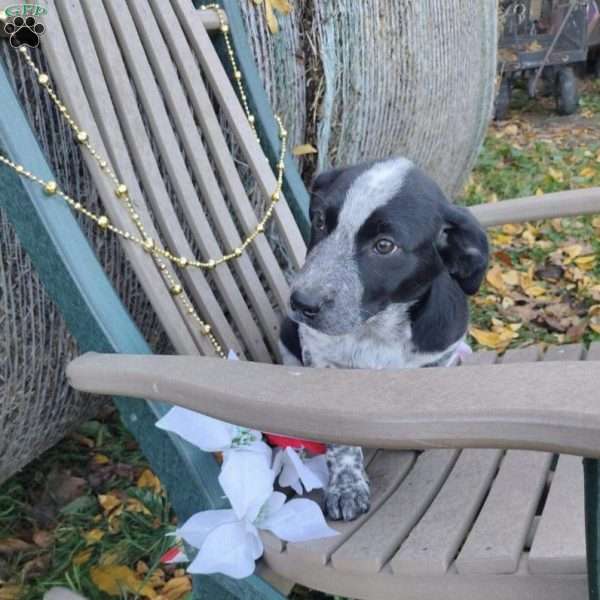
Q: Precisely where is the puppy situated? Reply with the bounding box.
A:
[279,157,489,521]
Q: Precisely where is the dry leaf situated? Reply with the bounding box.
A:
[469,327,502,349]
[292,144,317,156]
[501,224,523,235]
[0,585,24,600]
[524,286,546,298]
[93,454,110,465]
[501,270,520,286]
[98,493,122,514]
[90,565,157,598]
[271,0,292,13]
[137,469,162,495]
[562,244,583,260]
[73,547,94,566]
[486,264,506,292]
[547,167,564,182]
[0,537,34,555]
[579,166,595,178]
[535,187,544,196]
[125,498,152,516]
[84,529,105,546]
[264,0,278,33]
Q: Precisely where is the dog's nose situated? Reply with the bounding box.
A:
[290,290,323,319]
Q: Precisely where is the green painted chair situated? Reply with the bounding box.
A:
[3,1,600,599]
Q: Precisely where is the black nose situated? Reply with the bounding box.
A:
[290,290,322,319]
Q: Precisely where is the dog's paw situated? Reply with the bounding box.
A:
[325,478,370,521]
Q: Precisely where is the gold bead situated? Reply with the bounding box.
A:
[43,181,58,195]
[206,259,216,269]
[248,114,255,124]
[220,24,229,33]
[271,191,280,202]
[19,46,28,54]
[97,215,109,228]
[203,324,212,335]
[74,202,82,210]
[234,247,242,257]
[99,160,107,169]
[179,257,189,268]
[38,73,49,86]
[15,164,23,173]
[234,70,242,80]
[115,183,128,198]
[170,284,183,296]
[76,131,89,143]
[280,128,288,139]
[143,237,154,252]
[257,223,265,233]
[277,161,285,170]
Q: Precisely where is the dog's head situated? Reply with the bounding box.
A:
[289,157,489,336]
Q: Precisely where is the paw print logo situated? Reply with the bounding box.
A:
[4,16,45,48]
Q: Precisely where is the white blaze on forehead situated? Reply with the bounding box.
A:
[338,157,414,233]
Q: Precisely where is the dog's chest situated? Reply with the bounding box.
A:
[297,306,449,370]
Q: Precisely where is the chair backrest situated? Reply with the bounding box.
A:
[39,0,306,362]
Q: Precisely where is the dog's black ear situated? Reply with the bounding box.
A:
[311,167,345,196]
[436,204,489,295]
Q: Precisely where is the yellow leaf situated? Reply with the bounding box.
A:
[485,265,506,292]
[137,469,162,495]
[547,167,564,182]
[99,550,122,566]
[535,188,545,196]
[161,576,193,600]
[503,124,519,136]
[562,244,583,259]
[469,327,502,349]
[271,0,292,13]
[591,322,600,335]
[525,286,546,297]
[508,323,523,331]
[490,232,512,246]
[90,565,157,598]
[592,216,600,229]
[264,0,278,33]
[73,547,94,566]
[292,144,318,156]
[501,270,520,286]
[0,586,24,600]
[98,493,122,514]
[580,166,596,178]
[551,218,562,232]
[84,529,105,546]
[93,453,110,464]
[574,255,597,270]
[125,498,151,515]
[501,224,523,235]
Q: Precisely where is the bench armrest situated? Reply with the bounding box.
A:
[67,352,600,458]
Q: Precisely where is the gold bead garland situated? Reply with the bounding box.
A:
[0,6,288,358]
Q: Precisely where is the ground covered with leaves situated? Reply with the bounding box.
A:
[1,84,600,600]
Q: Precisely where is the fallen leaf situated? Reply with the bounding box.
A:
[90,565,157,598]
[271,0,292,13]
[93,454,110,465]
[264,0,278,33]
[562,244,583,260]
[486,264,506,292]
[98,493,122,515]
[292,143,317,156]
[501,270,520,286]
[579,166,595,178]
[469,327,502,349]
[524,286,547,298]
[535,187,545,196]
[84,529,105,546]
[501,224,523,235]
[125,498,151,516]
[0,537,34,555]
[0,585,24,600]
[548,167,564,182]
[73,547,94,566]
[137,469,162,495]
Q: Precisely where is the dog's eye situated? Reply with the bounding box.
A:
[313,210,326,231]
[373,238,397,255]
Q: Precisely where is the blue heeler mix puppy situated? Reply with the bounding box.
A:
[279,157,489,521]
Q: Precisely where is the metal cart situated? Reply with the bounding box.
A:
[496,0,589,119]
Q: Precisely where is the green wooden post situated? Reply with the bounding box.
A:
[585,458,600,600]
[0,62,285,600]
[201,0,312,240]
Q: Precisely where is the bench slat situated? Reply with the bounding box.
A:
[391,449,502,575]
[286,450,415,565]
[330,449,458,573]
[455,451,552,574]
[529,454,586,574]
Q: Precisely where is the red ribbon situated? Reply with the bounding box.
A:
[264,433,327,455]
